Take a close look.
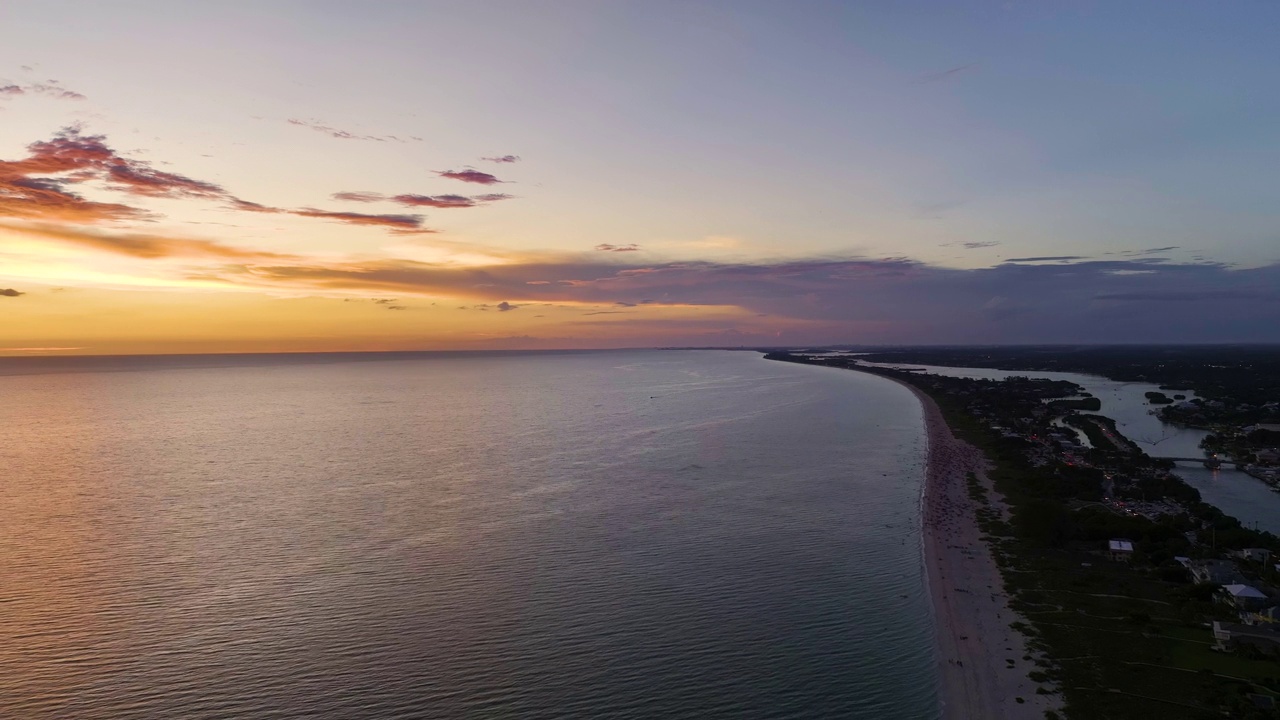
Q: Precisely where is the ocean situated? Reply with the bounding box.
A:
[0,350,937,719]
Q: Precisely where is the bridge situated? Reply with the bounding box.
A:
[1152,456,1231,468]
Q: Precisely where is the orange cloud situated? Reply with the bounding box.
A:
[0,127,439,234]
[1,222,301,261]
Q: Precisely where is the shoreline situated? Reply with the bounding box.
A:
[887,375,1060,719]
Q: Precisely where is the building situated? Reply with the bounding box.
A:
[1221,584,1271,611]
[1246,606,1280,626]
[1189,559,1247,586]
[1213,621,1280,655]
[1238,548,1273,564]
[1108,539,1135,561]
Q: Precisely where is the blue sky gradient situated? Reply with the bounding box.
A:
[1,1,1277,351]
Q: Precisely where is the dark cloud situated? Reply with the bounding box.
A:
[228,198,283,214]
[290,208,432,233]
[385,305,407,311]
[331,191,514,209]
[332,191,385,202]
[481,155,520,164]
[0,82,86,100]
[0,288,23,297]
[286,119,410,143]
[394,193,512,208]
[231,198,430,231]
[1094,290,1276,302]
[497,301,518,312]
[1113,245,1181,257]
[596,243,640,252]
[437,169,503,185]
[29,83,86,101]
[103,162,224,198]
[193,255,1280,343]
[1003,256,1088,262]
[392,194,478,209]
[961,241,1000,249]
[915,63,977,84]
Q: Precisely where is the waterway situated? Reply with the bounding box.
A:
[858,361,1280,535]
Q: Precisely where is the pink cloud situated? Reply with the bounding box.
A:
[437,169,503,185]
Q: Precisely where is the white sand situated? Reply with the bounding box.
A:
[900,381,1061,720]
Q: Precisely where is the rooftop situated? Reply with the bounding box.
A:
[1223,584,1269,600]
[1109,539,1134,552]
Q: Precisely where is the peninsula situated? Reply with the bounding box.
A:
[765,350,1280,720]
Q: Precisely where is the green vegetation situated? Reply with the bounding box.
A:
[763,350,1280,719]
[933,392,1280,719]
[850,345,1280,411]
[1050,397,1102,412]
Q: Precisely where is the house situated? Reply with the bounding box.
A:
[1238,548,1273,564]
[1257,448,1280,464]
[1108,539,1135,561]
[1246,606,1280,626]
[1173,556,1192,568]
[1221,584,1271,611]
[1213,621,1280,655]
[1189,559,1247,586]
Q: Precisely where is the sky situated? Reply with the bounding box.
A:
[2,1,1279,355]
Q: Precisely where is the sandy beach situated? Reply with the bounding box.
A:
[897,381,1061,720]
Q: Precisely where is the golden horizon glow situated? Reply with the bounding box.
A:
[4,3,1279,350]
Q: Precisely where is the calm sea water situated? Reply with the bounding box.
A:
[0,350,937,719]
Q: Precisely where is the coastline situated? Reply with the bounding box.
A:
[890,376,1060,719]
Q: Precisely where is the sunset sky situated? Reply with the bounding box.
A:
[2,1,1278,355]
